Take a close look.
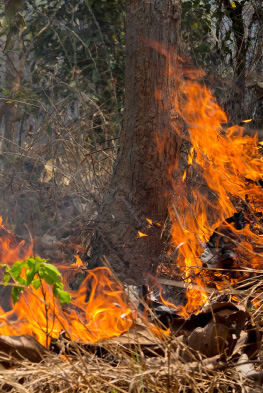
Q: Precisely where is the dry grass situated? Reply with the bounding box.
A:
[0,275,263,393]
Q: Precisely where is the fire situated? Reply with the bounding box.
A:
[163,56,263,314]
[72,254,83,267]
[0,220,133,346]
[0,48,262,343]
[0,217,33,263]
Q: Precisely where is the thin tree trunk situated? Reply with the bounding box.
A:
[222,0,247,123]
[0,1,26,155]
[89,0,182,284]
[3,47,18,154]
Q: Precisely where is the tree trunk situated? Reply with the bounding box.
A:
[0,1,26,155]
[222,0,248,123]
[3,47,19,154]
[89,0,182,284]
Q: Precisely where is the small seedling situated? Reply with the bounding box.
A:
[1,256,71,305]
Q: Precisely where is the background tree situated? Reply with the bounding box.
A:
[181,0,263,126]
[0,0,125,242]
[0,0,26,153]
[89,0,182,284]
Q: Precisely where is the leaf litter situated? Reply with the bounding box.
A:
[0,277,262,392]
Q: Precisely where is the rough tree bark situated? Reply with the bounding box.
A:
[89,0,182,284]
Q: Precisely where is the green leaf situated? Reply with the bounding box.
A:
[25,257,43,285]
[3,271,11,284]
[26,257,36,268]
[55,280,63,289]
[53,286,71,304]
[10,261,26,280]
[32,278,41,290]
[44,262,61,276]
[2,257,71,306]
[43,263,62,281]
[16,276,26,286]
[26,267,35,285]
[38,269,54,285]
[11,286,23,304]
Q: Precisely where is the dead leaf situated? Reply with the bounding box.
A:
[107,323,162,346]
[187,321,230,358]
[237,353,255,377]
[232,331,248,355]
[0,334,49,364]
[180,302,243,333]
[39,159,57,183]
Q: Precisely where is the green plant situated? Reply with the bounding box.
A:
[1,256,71,305]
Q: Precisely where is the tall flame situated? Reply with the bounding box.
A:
[162,55,263,315]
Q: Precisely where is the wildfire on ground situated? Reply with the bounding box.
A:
[0,51,262,346]
[0,218,133,346]
[155,50,263,316]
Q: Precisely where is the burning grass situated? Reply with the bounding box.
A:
[0,236,262,392]
[0,279,263,393]
[0,228,262,392]
[0,48,262,391]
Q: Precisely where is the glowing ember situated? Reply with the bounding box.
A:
[241,119,253,123]
[146,218,161,227]
[138,231,148,237]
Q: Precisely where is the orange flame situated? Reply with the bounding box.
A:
[166,58,263,314]
[150,44,263,315]
[0,220,133,346]
[72,254,83,267]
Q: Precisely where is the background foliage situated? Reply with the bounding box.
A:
[0,0,125,249]
[0,0,261,255]
[181,0,263,125]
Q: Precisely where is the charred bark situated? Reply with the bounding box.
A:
[89,0,182,284]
